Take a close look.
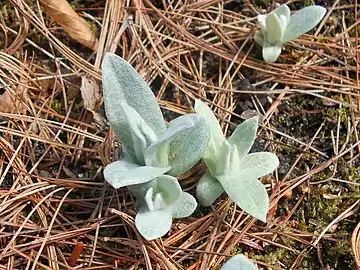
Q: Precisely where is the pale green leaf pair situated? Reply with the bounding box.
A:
[102,54,210,189]
[195,100,279,222]
[128,175,197,240]
[254,4,326,62]
[221,255,258,270]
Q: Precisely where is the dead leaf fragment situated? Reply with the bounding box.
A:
[40,0,98,50]
[0,90,25,113]
[80,76,100,111]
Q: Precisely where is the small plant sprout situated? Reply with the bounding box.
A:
[128,175,197,240]
[195,100,279,222]
[254,4,326,62]
[102,53,210,239]
[102,53,210,188]
[221,255,258,270]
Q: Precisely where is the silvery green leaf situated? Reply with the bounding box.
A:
[145,187,155,211]
[273,4,290,28]
[156,175,182,206]
[221,255,258,270]
[104,159,170,188]
[171,192,197,218]
[266,12,284,44]
[238,152,279,178]
[218,173,269,222]
[222,143,240,176]
[194,99,226,172]
[167,114,210,177]
[282,5,326,43]
[196,172,224,206]
[194,99,225,150]
[135,206,172,240]
[257,15,267,33]
[262,42,282,63]
[102,53,166,138]
[254,31,264,47]
[228,116,258,161]
[145,114,199,168]
[120,102,157,164]
[153,193,167,210]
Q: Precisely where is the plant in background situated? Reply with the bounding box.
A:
[254,4,326,63]
[102,53,209,239]
[195,100,279,222]
[221,255,258,270]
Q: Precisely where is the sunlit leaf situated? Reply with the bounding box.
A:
[228,116,258,161]
[167,114,210,176]
[135,207,172,240]
[238,152,279,178]
[102,53,166,139]
[104,159,170,189]
[283,5,326,43]
[219,173,269,222]
[171,192,197,218]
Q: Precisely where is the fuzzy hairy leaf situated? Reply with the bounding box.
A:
[171,192,197,218]
[266,12,284,44]
[156,175,182,206]
[273,4,290,29]
[135,207,172,240]
[196,172,224,206]
[194,99,225,151]
[254,31,264,46]
[282,5,326,43]
[262,42,282,63]
[238,152,279,178]
[102,53,166,141]
[167,114,210,176]
[228,116,258,161]
[145,114,200,168]
[218,173,269,222]
[104,159,170,189]
[221,255,258,270]
[120,102,158,164]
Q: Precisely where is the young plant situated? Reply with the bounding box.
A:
[221,255,258,270]
[102,54,210,239]
[102,53,210,188]
[195,100,279,222]
[128,175,197,240]
[254,4,326,63]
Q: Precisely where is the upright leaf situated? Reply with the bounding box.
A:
[156,175,182,206]
[228,117,259,161]
[282,6,326,43]
[266,13,284,44]
[145,114,199,168]
[194,99,225,151]
[167,114,210,176]
[102,53,166,139]
[121,102,158,164]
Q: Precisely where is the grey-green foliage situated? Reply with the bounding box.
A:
[254,4,326,62]
[102,53,210,240]
[195,100,279,222]
[221,255,258,270]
